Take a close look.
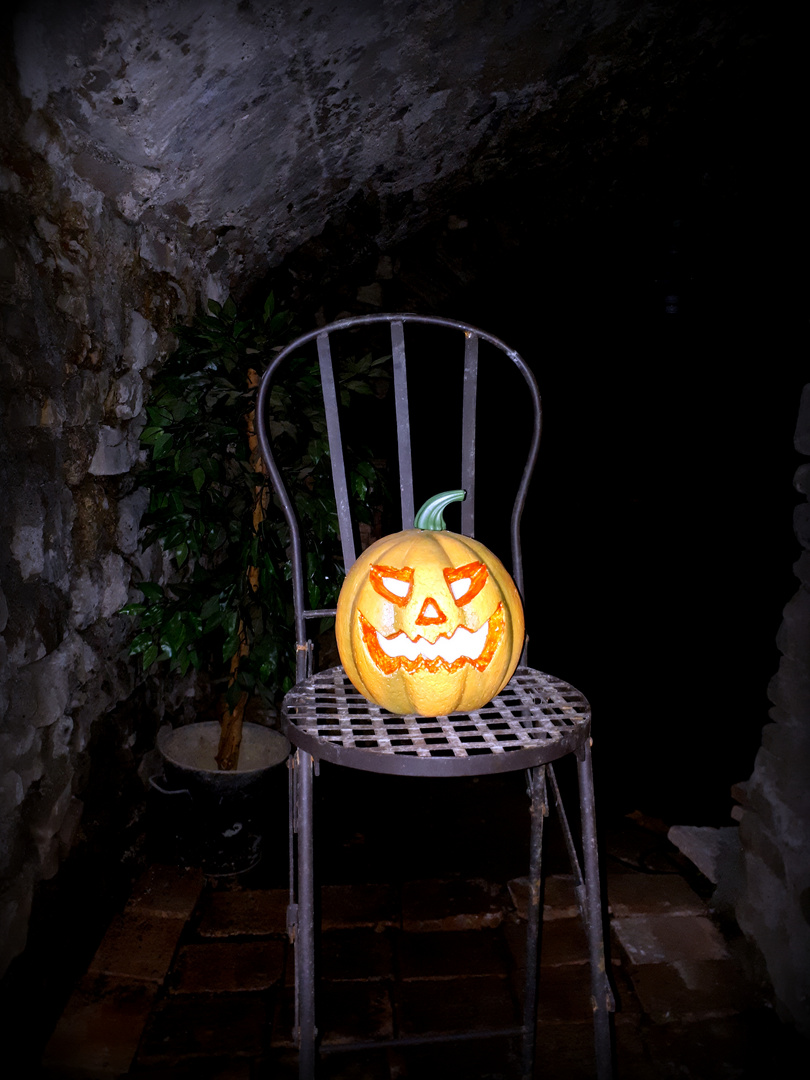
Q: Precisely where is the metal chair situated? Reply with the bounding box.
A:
[255,314,614,1079]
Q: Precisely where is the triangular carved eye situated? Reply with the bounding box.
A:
[449,577,471,601]
[444,561,488,606]
[370,565,414,606]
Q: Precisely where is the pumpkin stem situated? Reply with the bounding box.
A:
[414,490,466,531]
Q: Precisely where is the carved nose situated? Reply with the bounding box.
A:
[415,597,447,625]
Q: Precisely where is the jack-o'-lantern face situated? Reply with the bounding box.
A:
[359,559,504,677]
[336,526,524,717]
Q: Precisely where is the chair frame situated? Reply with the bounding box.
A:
[256,314,614,1079]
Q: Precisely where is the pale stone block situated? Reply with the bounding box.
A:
[112,371,144,419]
[117,488,149,555]
[88,426,136,476]
[10,522,44,579]
[124,310,158,372]
[667,825,741,886]
[613,914,729,965]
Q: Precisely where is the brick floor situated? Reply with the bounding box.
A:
[627,959,761,1022]
[38,826,798,1078]
[401,877,506,931]
[42,975,159,1078]
[321,882,399,930]
[88,911,186,984]
[319,927,395,982]
[129,1059,253,1079]
[640,1011,800,1078]
[397,974,516,1036]
[318,1048,393,1079]
[613,1015,655,1080]
[318,982,395,1046]
[532,965,601,1024]
[394,1035,519,1079]
[606,871,708,917]
[529,1022,598,1079]
[273,982,395,1047]
[504,915,589,970]
[170,940,285,994]
[612,913,730,965]
[137,992,269,1062]
[126,865,204,921]
[195,886,288,938]
[507,874,580,920]
[398,927,507,980]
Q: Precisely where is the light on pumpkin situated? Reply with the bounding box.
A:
[336,491,525,716]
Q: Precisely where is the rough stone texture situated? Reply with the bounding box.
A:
[673,385,810,1037]
[10,0,747,287]
[667,825,742,888]
[726,384,810,1037]
[612,914,729,966]
[0,11,201,980]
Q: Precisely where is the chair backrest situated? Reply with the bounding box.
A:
[255,313,542,682]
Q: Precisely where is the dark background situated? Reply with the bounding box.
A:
[269,25,801,829]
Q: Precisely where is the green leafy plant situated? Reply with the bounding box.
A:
[121,293,389,768]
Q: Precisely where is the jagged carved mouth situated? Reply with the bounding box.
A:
[358,604,505,675]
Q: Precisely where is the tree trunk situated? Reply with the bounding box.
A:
[215,368,267,770]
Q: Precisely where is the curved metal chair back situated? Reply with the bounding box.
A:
[255,313,542,682]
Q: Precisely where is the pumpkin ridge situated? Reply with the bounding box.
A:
[400,531,426,569]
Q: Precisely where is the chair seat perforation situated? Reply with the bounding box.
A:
[282,666,590,774]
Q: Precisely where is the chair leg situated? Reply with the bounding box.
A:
[287,756,299,1046]
[521,765,547,1080]
[577,741,614,1080]
[294,750,317,1080]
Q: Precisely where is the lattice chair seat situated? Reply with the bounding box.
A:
[284,666,590,775]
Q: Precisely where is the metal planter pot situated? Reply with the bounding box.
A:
[150,721,290,876]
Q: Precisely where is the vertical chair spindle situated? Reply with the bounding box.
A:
[461,330,479,538]
[391,320,415,529]
[317,332,357,573]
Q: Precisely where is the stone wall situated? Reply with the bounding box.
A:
[669,387,810,1037]
[732,388,810,1035]
[0,48,206,977]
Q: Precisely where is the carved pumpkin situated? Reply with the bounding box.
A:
[336,491,525,716]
